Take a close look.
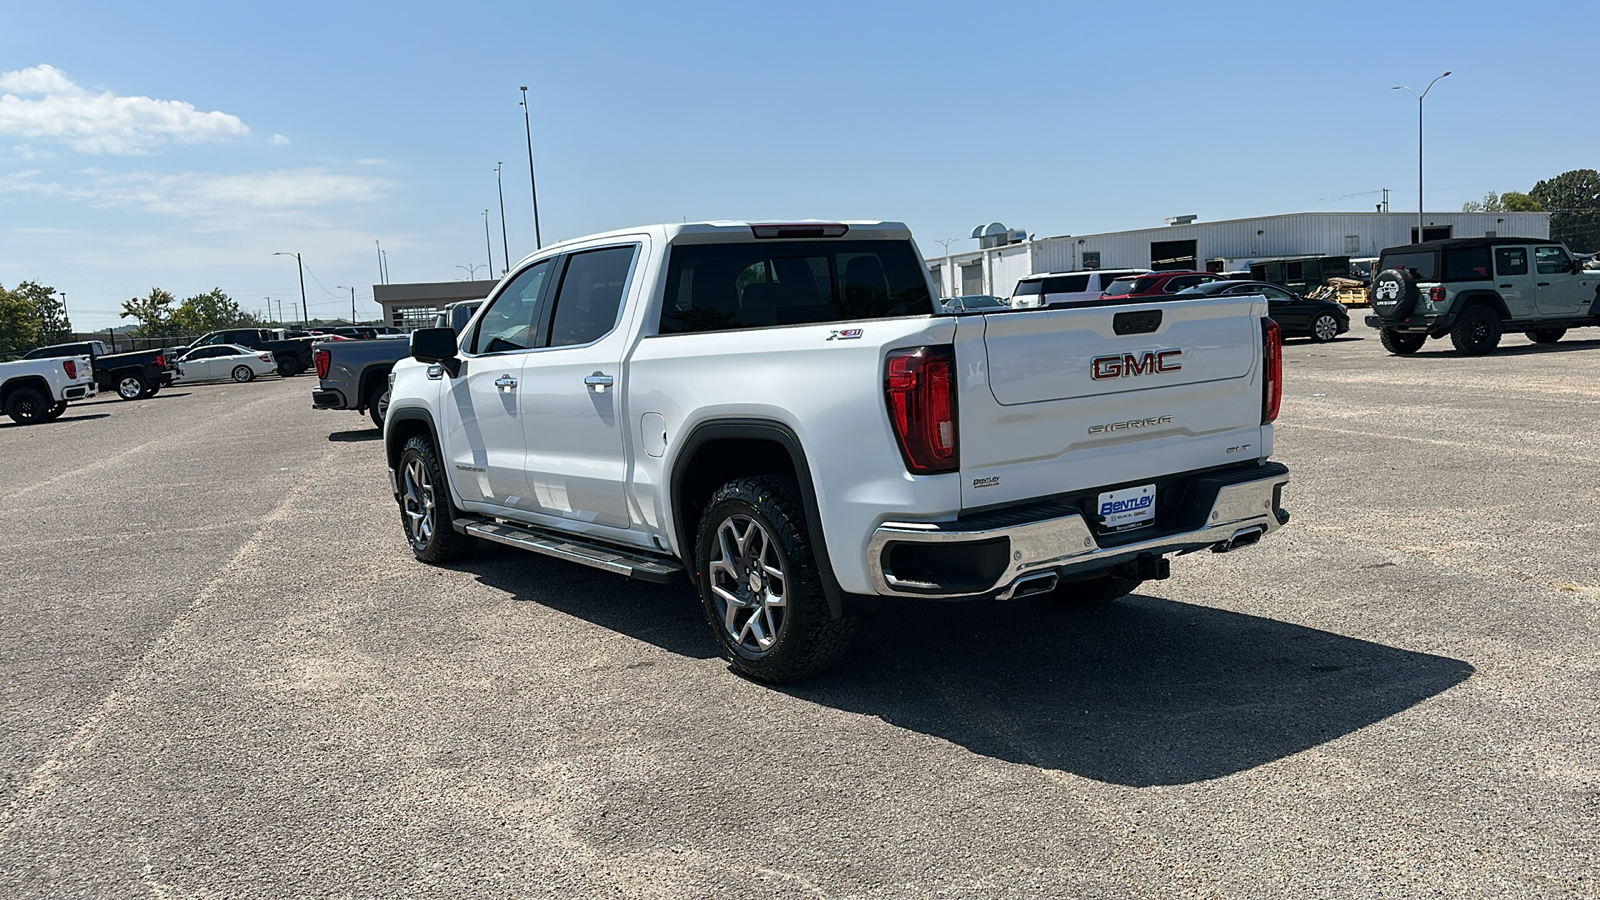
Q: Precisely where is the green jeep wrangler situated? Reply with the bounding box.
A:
[1366,237,1598,355]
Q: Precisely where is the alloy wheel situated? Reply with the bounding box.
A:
[118,377,142,399]
[402,456,436,545]
[1314,315,1339,341]
[707,514,787,652]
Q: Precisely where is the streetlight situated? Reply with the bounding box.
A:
[272,251,309,327]
[457,264,484,280]
[375,240,386,285]
[483,209,495,279]
[495,162,510,275]
[1393,71,1451,240]
[519,86,543,249]
[336,285,358,324]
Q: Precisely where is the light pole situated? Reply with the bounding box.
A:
[375,240,386,285]
[482,210,494,278]
[457,264,484,280]
[495,162,510,274]
[272,251,309,327]
[1393,71,1451,240]
[337,286,358,324]
[520,85,543,249]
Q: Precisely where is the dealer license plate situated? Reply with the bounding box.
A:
[1097,484,1156,532]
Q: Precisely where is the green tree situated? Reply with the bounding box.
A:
[0,284,42,354]
[120,287,179,337]
[1530,168,1600,253]
[1462,191,1503,212]
[1500,191,1542,212]
[7,280,72,343]
[171,288,257,335]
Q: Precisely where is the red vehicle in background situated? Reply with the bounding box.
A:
[1100,270,1224,302]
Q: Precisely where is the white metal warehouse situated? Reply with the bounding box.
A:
[927,211,1552,299]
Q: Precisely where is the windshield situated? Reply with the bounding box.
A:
[1104,276,1160,296]
[1377,251,1438,282]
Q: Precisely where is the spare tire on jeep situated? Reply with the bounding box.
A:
[1370,268,1420,320]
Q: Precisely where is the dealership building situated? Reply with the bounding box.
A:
[373,279,500,330]
[927,211,1552,299]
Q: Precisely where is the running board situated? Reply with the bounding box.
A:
[453,516,683,583]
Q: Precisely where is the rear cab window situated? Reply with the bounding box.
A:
[659,240,931,334]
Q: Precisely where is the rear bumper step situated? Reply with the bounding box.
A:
[452,515,683,583]
[866,463,1289,600]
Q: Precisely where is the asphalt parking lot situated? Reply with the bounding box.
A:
[2,329,1597,898]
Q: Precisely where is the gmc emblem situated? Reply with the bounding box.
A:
[1091,350,1183,380]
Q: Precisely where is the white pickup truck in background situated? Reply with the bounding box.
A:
[384,221,1291,681]
[0,352,97,424]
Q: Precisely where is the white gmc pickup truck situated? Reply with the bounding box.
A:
[385,221,1290,681]
[1,352,97,424]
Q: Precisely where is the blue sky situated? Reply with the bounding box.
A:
[2,0,1594,329]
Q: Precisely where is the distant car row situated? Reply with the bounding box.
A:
[2,326,407,425]
[945,269,1350,342]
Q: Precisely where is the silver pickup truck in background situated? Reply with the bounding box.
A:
[312,300,481,429]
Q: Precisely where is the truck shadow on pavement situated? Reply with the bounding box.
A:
[463,546,1473,787]
[791,593,1474,786]
[1408,337,1600,357]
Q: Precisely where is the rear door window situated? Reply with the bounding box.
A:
[1011,280,1044,299]
[659,240,932,334]
[1494,247,1528,277]
[547,246,639,347]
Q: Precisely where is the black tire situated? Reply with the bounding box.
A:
[1370,268,1420,320]
[694,475,854,683]
[42,401,67,421]
[231,365,255,383]
[396,435,476,563]
[144,384,160,397]
[5,386,52,425]
[1310,313,1341,343]
[114,373,148,400]
[1379,329,1426,355]
[1450,305,1502,356]
[277,356,304,377]
[368,387,390,430]
[1050,573,1143,607]
[1528,327,1566,344]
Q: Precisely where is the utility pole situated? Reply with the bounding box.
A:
[381,250,389,284]
[520,85,543,249]
[1393,72,1451,240]
[375,240,386,285]
[273,251,309,326]
[496,162,510,274]
[337,286,357,324]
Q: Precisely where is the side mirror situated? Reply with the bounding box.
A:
[410,327,460,377]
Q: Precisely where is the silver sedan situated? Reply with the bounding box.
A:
[173,344,278,383]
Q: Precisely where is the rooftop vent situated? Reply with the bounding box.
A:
[1165,215,1199,226]
[971,221,1028,249]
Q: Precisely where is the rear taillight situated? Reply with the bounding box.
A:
[259,353,273,362]
[155,352,166,368]
[885,346,959,474]
[63,360,76,379]
[1429,286,1445,304]
[1262,318,1282,425]
[314,348,331,379]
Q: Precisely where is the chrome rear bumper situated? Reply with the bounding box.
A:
[866,464,1290,600]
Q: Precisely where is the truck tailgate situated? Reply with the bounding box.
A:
[957,296,1268,512]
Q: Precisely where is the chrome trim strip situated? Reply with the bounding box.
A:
[866,470,1289,599]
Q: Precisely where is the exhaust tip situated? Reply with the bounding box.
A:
[1213,526,1266,554]
[1008,573,1058,599]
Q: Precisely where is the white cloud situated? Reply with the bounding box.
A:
[0,167,395,222]
[0,64,248,154]
[270,133,290,146]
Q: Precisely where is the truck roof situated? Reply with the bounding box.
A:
[1383,236,1559,254]
[511,220,913,269]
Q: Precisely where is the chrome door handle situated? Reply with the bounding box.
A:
[494,375,517,391]
[584,372,614,393]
